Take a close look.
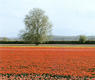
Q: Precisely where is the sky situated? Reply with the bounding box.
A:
[0,0,95,37]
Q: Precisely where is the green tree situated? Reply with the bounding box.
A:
[79,35,87,44]
[2,37,9,41]
[21,8,52,45]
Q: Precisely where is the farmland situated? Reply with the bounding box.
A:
[0,46,95,79]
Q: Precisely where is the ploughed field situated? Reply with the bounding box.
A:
[0,47,95,78]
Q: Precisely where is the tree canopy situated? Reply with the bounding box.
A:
[21,8,52,45]
[79,35,87,43]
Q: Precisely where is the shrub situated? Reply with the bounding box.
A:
[79,35,87,44]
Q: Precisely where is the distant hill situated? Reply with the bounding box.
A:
[50,36,95,41]
[50,36,79,41]
[0,36,95,41]
[0,37,21,41]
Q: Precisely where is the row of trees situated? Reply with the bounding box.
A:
[0,35,87,42]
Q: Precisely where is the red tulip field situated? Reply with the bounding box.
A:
[0,47,95,79]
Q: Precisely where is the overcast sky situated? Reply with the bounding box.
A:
[0,0,95,37]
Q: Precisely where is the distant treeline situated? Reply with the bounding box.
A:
[1,41,95,44]
[45,41,95,44]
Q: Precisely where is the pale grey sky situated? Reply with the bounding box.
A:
[0,0,95,37]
